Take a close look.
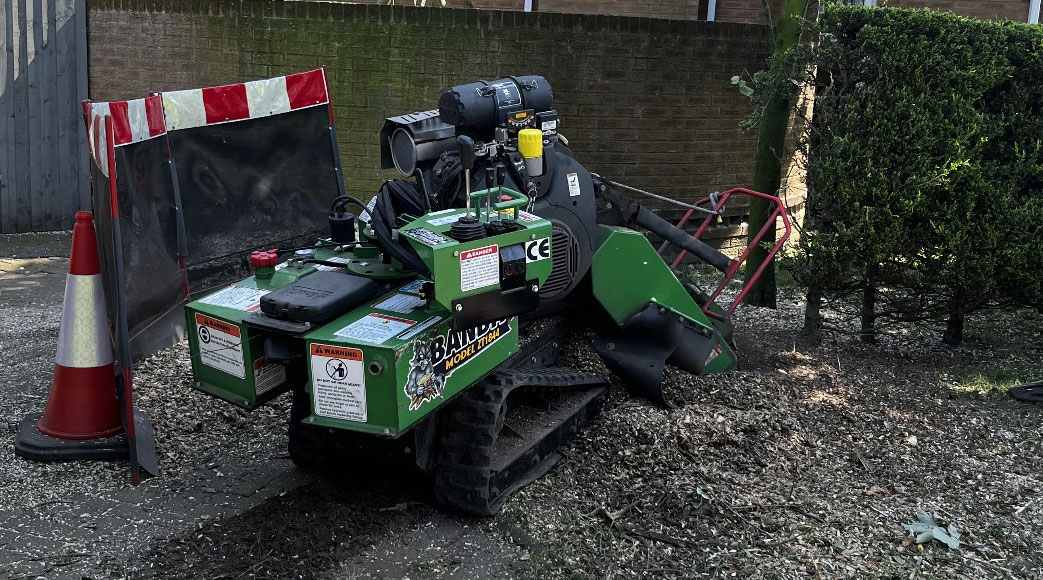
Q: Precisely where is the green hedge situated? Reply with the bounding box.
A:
[781,5,1043,343]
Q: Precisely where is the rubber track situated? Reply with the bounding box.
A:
[287,387,328,471]
[434,368,608,516]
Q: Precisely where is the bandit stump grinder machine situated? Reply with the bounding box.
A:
[186,75,789,515]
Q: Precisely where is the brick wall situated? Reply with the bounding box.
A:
[537,0,701,20]
[325,0,788,23]
[88,0,773,233]
[883,0,1030,21]
[713,0,786,24]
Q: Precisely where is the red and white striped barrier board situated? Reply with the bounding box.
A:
[83,68,332,173]
[161,68,330,131]
[84,95,166,174]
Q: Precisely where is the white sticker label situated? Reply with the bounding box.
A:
[253,358,287,395]
[373,293,426,314]
[310,344,366,422]
[460,244,499,292]
[403,227,450,246]
[195,314,245,378]
[427,213,464,226]
[397,316,442,340]
[542,119,557,132]
[524,238,551,263]
[197,285,269,312]
[399,279,426,294]
[567,172,582,197]
[358,196,377,224]
[516,210,542,223]
[314,256,350,271]
[334,313,416,344]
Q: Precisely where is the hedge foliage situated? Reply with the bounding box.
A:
[765,5,1043,343]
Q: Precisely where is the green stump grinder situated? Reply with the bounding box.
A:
[185,75,783,515]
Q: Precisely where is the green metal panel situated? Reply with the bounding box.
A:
[591,226,713,330]
[302,288,518,436]
[591,225,738,374]
[184,253,328,409]
[396,205,554,311]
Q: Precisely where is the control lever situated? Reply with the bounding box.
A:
[458,135,475,218]
[485,166,496,223]
[495,164,507,223]
[449,135,486,242]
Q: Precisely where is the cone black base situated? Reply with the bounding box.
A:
[13,411,155,462]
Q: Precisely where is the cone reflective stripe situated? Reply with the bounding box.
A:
[54,273,112,368]
[35,212,123,440]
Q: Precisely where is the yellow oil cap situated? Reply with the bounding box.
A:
[518,128,543,159]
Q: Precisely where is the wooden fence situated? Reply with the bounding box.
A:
[1,0,88,233]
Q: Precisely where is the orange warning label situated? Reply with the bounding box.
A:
[310,343,363,360]
[195,313,240,337]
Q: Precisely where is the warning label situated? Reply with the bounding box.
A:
[253,357,286,395]
[195,313,245,378]
[705,343,724,366]
[197,285,269,312]
[373,293,426,314]
[358,195,377,224]
[310,343,366,422]
[460,244,499,292]
[403,227,450,247]
[427,212,465,227]
[567,172,582,197]
[335,312,416,344]
[398,279,426,294]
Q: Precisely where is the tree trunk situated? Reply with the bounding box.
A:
[743,0,809,309]
[942,291,965,346]
[803,283,823,342]
[860,280,877,344]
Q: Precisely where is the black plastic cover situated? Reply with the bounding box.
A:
[260,272,379,325]
[438,76,553,138]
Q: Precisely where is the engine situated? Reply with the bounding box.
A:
[378,76,596,310]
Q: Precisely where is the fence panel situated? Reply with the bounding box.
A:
[0,0,87,233]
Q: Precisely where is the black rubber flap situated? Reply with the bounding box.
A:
[1010,382,1043,404]
[260,271,379,325]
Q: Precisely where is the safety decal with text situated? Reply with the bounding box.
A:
[197,285,269,312]
[310,344,367,422]
[403,227,450,247]
[253,357,287,395]
[516,210,542,223]
[195,313,245,378]
[524,238,551,263]
[397,316,442,340]
[372,293,426,314]
[358,196,377,224]
[334,312,416,344]
[404,318,511,411]
[567,172,582,197]
[460,244,499,292]
[398,279,427,294]
[705,343,724,366]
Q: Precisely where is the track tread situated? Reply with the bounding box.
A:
[434,368,608,516]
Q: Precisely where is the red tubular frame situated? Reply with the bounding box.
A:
[669,187,792,320]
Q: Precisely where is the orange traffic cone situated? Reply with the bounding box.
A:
[14,211,126,460]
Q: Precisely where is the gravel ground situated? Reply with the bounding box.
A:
[0,256,291,508]
[503,294,1043,578]
[4,250,1041,578]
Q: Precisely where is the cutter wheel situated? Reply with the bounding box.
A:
[434,368,608,516]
